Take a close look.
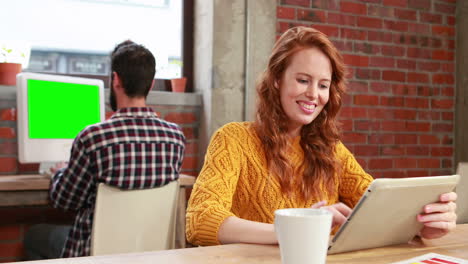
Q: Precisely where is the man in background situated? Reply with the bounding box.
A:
[24,40,186,259]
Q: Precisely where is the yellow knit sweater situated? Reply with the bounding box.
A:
[186,122,373,246]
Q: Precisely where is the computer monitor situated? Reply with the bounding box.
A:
[16,73,105,165]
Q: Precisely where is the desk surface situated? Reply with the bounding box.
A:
[15,224,468,264]
[0,174,196,191]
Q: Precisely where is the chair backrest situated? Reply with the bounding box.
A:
[91,180,179,256]
[456,162,468,224]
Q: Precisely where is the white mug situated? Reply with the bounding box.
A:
[275,208,332,264]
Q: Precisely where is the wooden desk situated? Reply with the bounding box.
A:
[0,174,196,248]
[0,174,195,191]
[14,224,468,263]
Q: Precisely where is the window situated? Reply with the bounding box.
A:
[1,0,183,80]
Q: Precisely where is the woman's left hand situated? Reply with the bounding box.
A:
[417,192,457,239]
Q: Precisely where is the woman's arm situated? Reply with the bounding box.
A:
[218,216,278,244]
[335,142,374,208]
[186,124,243,246]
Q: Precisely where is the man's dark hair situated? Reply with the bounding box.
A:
[110,40,156,97]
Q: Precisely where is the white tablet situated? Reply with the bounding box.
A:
[456,163,468,224]
[328,175,459,254]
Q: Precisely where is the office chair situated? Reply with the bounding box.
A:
[91,180,179,256]
[456,162,468,224]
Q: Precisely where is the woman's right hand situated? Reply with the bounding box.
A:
[311,201,352,228]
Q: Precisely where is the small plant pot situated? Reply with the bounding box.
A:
[170,77,187,93]
[0,63,22,85]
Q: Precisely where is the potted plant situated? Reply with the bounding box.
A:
[0,42,30,85]
[165,59,187,93]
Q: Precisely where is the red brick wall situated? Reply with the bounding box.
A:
[0,99,200,261]
[277,0,456,178]
[0,225,24,262]
[149,104,200,176]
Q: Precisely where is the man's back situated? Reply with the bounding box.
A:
[50,107,185,257]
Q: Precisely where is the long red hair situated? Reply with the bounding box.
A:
[254,26,346,201]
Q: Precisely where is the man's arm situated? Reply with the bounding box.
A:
[50,136,94,211]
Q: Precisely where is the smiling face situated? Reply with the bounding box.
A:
[279,47,332,137]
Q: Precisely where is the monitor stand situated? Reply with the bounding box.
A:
[39,162,56,178]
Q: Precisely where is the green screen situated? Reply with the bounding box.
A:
[27,79,101,139]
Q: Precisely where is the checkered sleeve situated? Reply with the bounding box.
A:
[50,135,94,211]
[175,136,185,176]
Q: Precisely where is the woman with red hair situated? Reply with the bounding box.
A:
[186,26,457,246]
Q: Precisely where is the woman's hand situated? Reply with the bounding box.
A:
[417,192,457,239]
[311,201,352,228]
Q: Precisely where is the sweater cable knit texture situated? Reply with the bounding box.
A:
[186,122,373,246]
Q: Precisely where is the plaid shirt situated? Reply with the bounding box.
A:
[50,107,185,257]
